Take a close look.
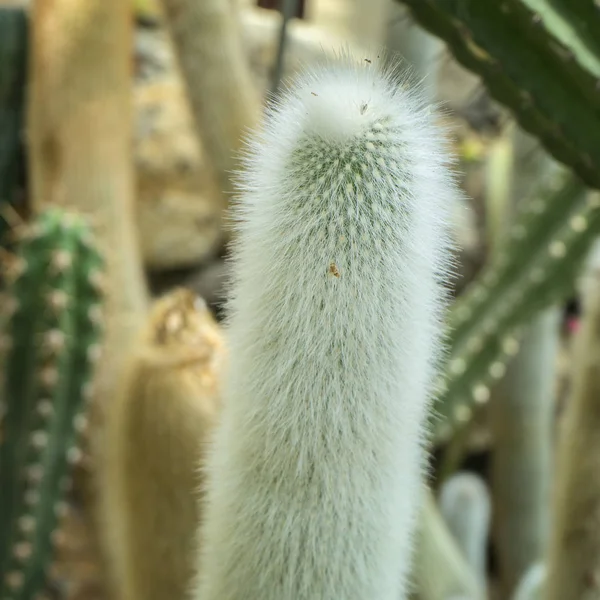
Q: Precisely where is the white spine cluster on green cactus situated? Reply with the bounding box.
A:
[194,51,459,600]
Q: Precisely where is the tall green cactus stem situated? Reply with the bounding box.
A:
[193,53,458,600]
[433,169,600,442]
[491,306,560,597]
[394,0,600,191]
[0,6,27,243]
[414,489,485,600]
[512,562,545,600]
[0,208,104,600]
[439,472,490,586]
[544,235,600,600]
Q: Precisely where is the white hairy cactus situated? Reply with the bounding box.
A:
[194,51,459,600]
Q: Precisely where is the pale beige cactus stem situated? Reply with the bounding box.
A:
[100,289,225,600]
[27,0,148,369]
[545,225,600,600]
[160,0,261,235]
[27,0,148,594]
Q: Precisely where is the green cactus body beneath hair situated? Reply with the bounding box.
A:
[395,0,600,191]
[0,208,104,600]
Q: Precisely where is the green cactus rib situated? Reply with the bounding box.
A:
[513,1,600,103]
[0,7,27,243]
[434,172,595,442]
[535,0,600,72]
[395,0,600,190]
[448,170,584,347]
[0,208,104,600]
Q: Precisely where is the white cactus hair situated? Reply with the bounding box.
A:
[194,48,461,600]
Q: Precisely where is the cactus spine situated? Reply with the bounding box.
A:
[0,208,104,600]
[99,288,225,600]
[439,471,491,586]
[193,53,458,600]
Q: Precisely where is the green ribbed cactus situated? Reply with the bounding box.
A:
[0,208,104,600]
[394,0,600,191]
[434,170,600,442]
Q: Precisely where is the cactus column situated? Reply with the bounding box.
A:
[99,289,225,600]
[27,0,148,382]
[193,53,458,600]
[27,4,149,594]
[491,306,560,596]
[545,221,600,600]
[160,0,261,241]
[415,487,485,600]
[0,208,104,600]
[439,471,491,587]
[488,127,562,597]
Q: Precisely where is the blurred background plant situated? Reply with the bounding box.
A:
[1,1,599,599]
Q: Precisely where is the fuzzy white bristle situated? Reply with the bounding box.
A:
[194,51,459,600]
